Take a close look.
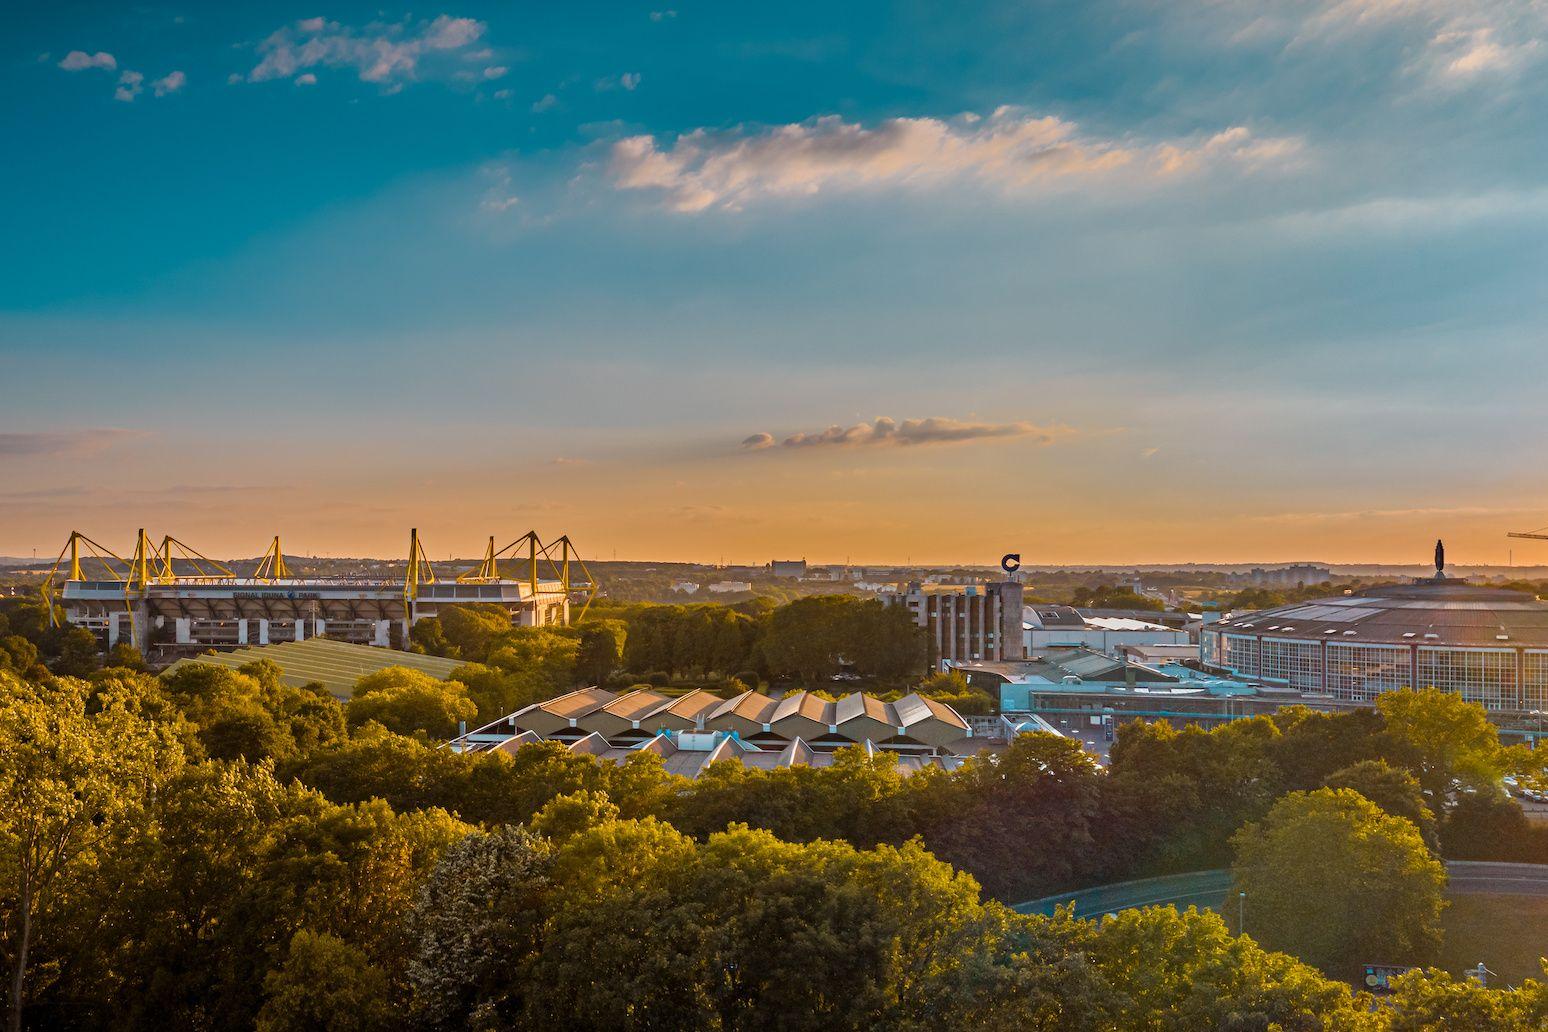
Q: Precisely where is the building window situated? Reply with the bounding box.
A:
[1324,643,1409,702]
[1259,637,1323,691]
[1417,648,1516,710]
[1522,652,1548,711]
[1221,634,1258,677]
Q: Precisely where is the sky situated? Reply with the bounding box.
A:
[5,1,1548,566]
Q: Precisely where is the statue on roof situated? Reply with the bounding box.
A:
[1435,539,1445,575]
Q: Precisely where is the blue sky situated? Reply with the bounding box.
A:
[5,2,1548,565]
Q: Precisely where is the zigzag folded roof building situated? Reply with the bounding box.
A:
[448,687,976,777]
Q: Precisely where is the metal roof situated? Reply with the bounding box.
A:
[1212,580,1548,647]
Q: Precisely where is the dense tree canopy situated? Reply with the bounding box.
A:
[1231,789,1447,978]
[3,602,1546,1029]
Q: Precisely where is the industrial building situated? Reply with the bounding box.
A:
[956,648,1272,727]
[884,581,1025,668]
[1202,573,1548,714]
[44,529,595,654]
[1022,604,1191,656]
[448,686,976,774]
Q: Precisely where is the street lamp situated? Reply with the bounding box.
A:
[1238,891,1246,936]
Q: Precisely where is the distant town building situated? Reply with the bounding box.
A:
[1023,604,1191,655]
[670,581,701,594]
[707,580,754,594]
[885,581,1025,669]
[769,559,808,579]
[1245,564,1332,587]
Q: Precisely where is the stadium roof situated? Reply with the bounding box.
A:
[163,637,465,697]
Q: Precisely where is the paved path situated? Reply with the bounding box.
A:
[1015,861,1548,918]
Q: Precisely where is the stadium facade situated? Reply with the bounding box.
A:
[47,529,591,653]
[1202,576,1548,714]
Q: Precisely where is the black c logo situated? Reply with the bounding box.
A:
[1001,553,1021,573]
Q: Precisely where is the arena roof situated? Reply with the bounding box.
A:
[1211,579,1548,648]
[163,637,465,697]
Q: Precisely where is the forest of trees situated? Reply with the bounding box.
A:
[3,593,1548,1028]
[402,594,933,695]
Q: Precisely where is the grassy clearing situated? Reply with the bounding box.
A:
[1436,894,1548,988]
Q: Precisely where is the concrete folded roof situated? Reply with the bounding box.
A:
[457,686,972,753]
[476,730,973,778]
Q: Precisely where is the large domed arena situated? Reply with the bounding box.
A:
[1201,574,1548,714]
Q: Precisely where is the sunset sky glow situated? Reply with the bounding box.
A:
[6,2,1548,565]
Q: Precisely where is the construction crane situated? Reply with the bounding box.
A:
[1508,529,1548,542]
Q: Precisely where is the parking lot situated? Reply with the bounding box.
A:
[1044,714,1115,765]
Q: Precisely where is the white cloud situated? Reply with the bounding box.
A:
[1431,27,1541,79]
[58,50,116,71]
[480,163,520,212]
[611,108,1304,213]
[650,10,678,22]
[295,73,318,86]
[246,13,488,87]
[741,416,1073,452]
[1225,0,1548,86]
[531,92,558,112]
[152,70,186,97]
[483,65,507,79]
[114,70,144,102]
[595,72,641,91]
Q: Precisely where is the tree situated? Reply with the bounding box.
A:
[1079,906,1380,1031]
[762,595,856,683]
[257,930,395,1032]
[529,789,621,843]
[1376,688,1514,809]
[1385,965,1548,1032]
[1268,706,1386,791]
[0,672,184,1032]
[346,667,476,738]
[67,762,469,1029]
[408,616,450,656]
[51,627,101,677]
[157,661,347,763]
[1325,759,1439,851]
[1231,788,1446,976]
[407,826,551,1029]
[915,733,1103,900]
[1440,793,1548,863]
[436,605,516,662]
[1101,716,1284,879]
[0,638,38,677]
[574,619,626,684]
[105,642,147,671]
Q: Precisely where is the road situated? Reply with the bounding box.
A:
[1015,862,1548,918]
